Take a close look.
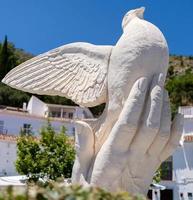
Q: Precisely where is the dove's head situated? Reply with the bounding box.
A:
[122,7,145,30]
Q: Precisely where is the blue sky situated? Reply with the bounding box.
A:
[0,0,193,56]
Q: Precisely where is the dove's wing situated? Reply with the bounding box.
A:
[2,42,113,107]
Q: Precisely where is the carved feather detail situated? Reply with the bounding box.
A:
[2,42,113,107]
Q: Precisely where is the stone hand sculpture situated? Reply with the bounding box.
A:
[72,75,183,196]
[86,76,183,195]
[2,7,183,196]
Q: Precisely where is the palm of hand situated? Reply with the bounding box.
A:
[72,74,183,196]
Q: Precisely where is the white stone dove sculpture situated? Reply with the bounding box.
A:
[2,7,169,151]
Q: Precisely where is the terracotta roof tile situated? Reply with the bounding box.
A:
[0,134,18,142]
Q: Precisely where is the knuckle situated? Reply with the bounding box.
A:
[130,96,144,108]
[159,130,170,138]
[151,87,162,105]
[146,120,159,132]
[152,85,162,96]
[118,123,129,134]
[120,123,137,133]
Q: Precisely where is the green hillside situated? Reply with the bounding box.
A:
[0,37,193,116]
[166,55,193,115]
[0,37,76,109]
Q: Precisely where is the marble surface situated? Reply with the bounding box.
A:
[2,7,183,196]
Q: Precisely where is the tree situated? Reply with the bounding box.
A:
[0,36,33,81]
[166,69,193,116]
[0,36,9,80]
[0,36,18,80]
[0,84,30,107]
[15,122,75,181]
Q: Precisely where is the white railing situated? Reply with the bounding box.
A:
[179,106,193,116]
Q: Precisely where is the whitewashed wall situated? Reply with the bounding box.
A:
[173,143,193,200]
[0,112,75,136]
[0,141,17,176]
[183,117,193,135]
[160,109,193,200]
[27,96,48,117]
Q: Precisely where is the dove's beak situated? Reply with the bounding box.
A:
[135,7,145,19]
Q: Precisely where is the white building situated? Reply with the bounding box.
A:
[1,98,193,200]
[149,106,193,200]
[0,96,93,176]
[0,135,17,176]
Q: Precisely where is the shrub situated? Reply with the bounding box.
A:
[0,184,146,200]
[16,122,75,182]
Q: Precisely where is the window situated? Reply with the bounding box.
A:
[72,127,75,135]
[161,156,173,180]
[23,124,32,135]
[0,121,4,133]
[0,121,7,134]
[69,113,73,119]
[1,169,7,176]
[180,193,184,200]
[62,112,67,118]
[49,111,61,118]
[188,193,193,200]
[160,189,173,200]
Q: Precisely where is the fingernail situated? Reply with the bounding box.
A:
[152,73,165,87]
[138,77,148,92]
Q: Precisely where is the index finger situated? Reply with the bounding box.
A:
[104,76,149,154]
[90,77,149,188]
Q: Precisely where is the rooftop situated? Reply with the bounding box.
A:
[0,96,93,120]
[0,134,17,142]
[0,107,74,122]
[46,103,77,109]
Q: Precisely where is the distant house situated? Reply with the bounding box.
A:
[0,135,17,176]
[149,106,193,200]
[0,96,93,176]
[1,97,193,200]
